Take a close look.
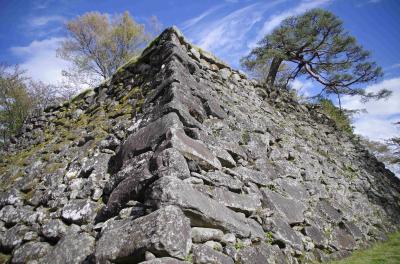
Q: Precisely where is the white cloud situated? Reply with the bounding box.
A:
[342,77,400,141]
[250,0,331,48]
[356,0,383,7]
[387,63,400,70]
[30,15,65,27]
[181,5,223,30]
[290,79,314,97]
[352,117,398,140]
[183,0,332,67]
[10,37,70,84]
[184,0,285,64]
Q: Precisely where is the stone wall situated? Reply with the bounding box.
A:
[0,27,399,264]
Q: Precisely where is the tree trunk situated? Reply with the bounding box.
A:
[337,93,342,111]
[266,57,283,88]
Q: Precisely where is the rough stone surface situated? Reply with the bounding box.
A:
[40,232,95,264]
[261,188,306,225]
[11,241,51,264]
[303,225,326,247]
[116,112,183,167]
[236,243,287,264]
[140,258,188,264]
[61,199,99,224]
[263,217,304,250]
[192,244,234,264]
[95,206,192,263]
[191,227,224,243]
[209,187,261,214]
[168,128,222,170]
[0,26,399,264]
[149,177,264,239]
[41,219,68,241]
[154,148,191,179]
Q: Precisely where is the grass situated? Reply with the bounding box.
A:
[265,231,274,244]
[235,241,245,250]
[0,253,10,264]
[318,98,354,135]
[329,231,400,264]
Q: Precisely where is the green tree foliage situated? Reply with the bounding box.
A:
[0,64,73,147]
[242,9,391,108]
[0,65,32,144]
[58,11,151,85]
[318,98,353,134]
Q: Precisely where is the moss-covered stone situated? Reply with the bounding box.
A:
[0,253,10,264]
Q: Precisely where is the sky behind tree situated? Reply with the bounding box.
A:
[0,0,399,141]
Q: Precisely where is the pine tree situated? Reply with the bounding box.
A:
[241,9,391,108]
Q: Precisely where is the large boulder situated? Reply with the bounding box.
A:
[41,219,68,242]
[316,200,343,223]
[263,217,303,251]
[139,258,188,264]
[40,232,95,264]
[116,112,183,168]
[153,148,191,179]
[233,167,270,187]
[331,227,357,250]
[99,154,155,220]
[11,241,51,264]
[191,227,224,243]
[194,171,243,191]
[61,199,99,225]
[192,244,234,264]
[167,128,222,170]
[261,188,305,225]
[303,225,327,247]
[208,187,262,214]
[149,177,264,239]
[95,205,192,263]
[236,243,286,264]
[0,224,31,253]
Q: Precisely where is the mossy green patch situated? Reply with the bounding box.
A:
[265,231,274,244]
[318,98,354,135]
[343,165,358,181]
[45,162,65,174]
[241,130,250,145]
[0,253,10,264]
[70,88,93,104]
[235,241,245,250]
[184,254,193,263]
[329,231,400,264]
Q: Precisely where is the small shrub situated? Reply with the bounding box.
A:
[265,231,274,244]
[184,254,193,263]
[318,98,353,134]
[235,241,245,250]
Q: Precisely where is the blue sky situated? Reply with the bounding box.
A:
[0,0,399,141]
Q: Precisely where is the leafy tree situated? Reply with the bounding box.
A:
[0,64,74,146]
[242,59,291,89]
[58,11,151,85]
[0,64,32,144]
[28,80,74,111]
[242,9,391,108]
